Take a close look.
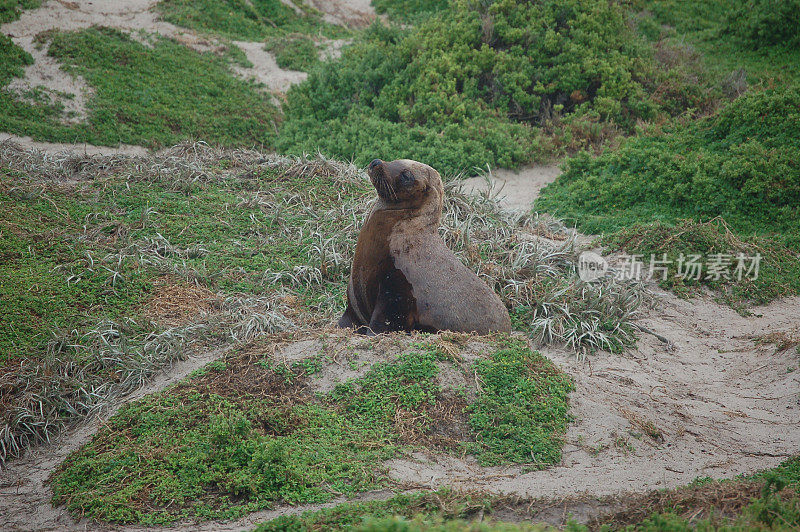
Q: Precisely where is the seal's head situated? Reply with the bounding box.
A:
[367,159,444,212]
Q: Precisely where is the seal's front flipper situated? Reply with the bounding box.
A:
[337,306,361,329]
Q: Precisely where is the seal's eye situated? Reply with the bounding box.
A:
[399,170,415,187]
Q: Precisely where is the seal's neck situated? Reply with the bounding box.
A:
[372,195,441,233]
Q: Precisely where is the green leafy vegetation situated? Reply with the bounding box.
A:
[156,0,348,40]
[0,0,40,23]
[723,0,800,49]
[0,33,32,85]
[0,27,278,148]
[256,490,553,531]
[465,342,572,466]
[638,0,800,84]
[603,219,800,307]
[264,35,319,71]
[49,335,572,524]
[538,85,800,242]
[277,0,714,175]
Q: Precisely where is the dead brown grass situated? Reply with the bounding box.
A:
[145,277,220,326]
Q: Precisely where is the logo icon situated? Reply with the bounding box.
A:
[577,251,608,282]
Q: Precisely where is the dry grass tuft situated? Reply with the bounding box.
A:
[146,278,220,326]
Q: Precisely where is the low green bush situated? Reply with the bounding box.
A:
[724,0,800,49]
[0,33,32,85]
[277,0,713,175]
[371,0,448,20]
[264,35,319,71]
[0,0,40,23]
[537,84,800,245]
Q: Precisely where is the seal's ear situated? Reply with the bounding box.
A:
[399,169,415,187]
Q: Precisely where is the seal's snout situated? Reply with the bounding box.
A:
[369,159,383,171]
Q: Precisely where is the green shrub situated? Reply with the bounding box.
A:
[465,338,573,466]
[277,0,711,175]
[537,85,800,244]
[264,35,319,71]
[724,0,800,49]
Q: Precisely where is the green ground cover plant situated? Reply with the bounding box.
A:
[49,335,572,524]
[536,85,800,306]
[637,0,800,85]
[0,0,40,23]
[723,0,800,50]
[156,0,348,41]
[0,33,32,85]
[276,0,715,175]
[538,85,800,241]
[0,27,278,148]
[264,35,319,71]
[603,219,800,308]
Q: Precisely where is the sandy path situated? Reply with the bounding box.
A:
[459,165,562,211]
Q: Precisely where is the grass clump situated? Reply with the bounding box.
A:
[465,339,572,466]
[49,334,572,524]
[156,0,348,41]
[0,0,40,23]
[537,84,800,243]
[0,27,278,148]
[277,0,713,175]
[264,35,319,71]
[603,219,800,307]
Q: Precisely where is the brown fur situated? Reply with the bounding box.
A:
[338,159,511,335]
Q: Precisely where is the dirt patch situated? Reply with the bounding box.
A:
[0,133,150,156]
[232,40,308,95]
[459,165,562,211]
[307,0,376,28]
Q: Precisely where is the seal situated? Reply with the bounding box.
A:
[338,158,512,335]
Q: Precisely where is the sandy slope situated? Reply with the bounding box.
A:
[460,166,563,212]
